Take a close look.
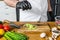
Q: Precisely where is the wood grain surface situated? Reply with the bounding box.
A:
[0,22,60,40]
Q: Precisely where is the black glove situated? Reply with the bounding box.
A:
[16,0,32,10]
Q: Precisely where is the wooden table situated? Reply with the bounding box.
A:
[0,22,60,40]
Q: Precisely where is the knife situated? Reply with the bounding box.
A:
[9,23,20,29]
[3,20,20,29]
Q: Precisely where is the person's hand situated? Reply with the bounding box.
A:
[48,0,52,12]
[48,7,52,12]
[16,0,32,10]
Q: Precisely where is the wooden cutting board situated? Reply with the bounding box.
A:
[0,22,51,40]
[1,22,60,40]
[11,22,50,40]
[13,22,50,32]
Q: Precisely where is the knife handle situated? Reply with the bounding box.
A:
[16,7,20,21]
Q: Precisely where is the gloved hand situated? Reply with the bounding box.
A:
[16,0,32,10]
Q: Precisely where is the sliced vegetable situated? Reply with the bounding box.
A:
[24,23,37,30]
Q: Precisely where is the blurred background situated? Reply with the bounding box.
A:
[0,0,60,21]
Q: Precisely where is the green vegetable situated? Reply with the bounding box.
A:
[4,33,13,40]
[5,32,18,40]
[24,23,37,30]
[4,31,28,40]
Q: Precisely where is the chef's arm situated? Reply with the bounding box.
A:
[48,0,52,11]
[4,0,19,7]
